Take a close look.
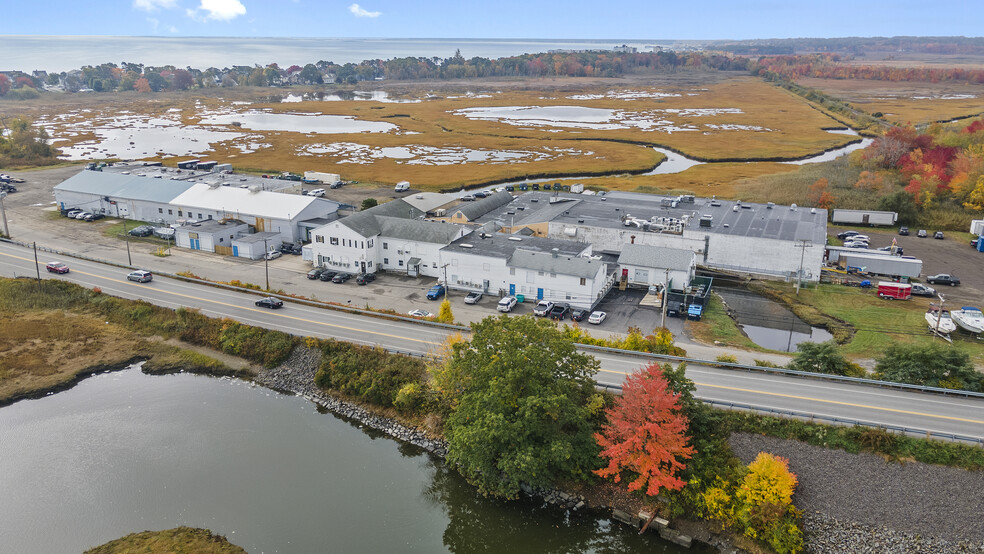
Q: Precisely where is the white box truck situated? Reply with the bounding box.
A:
[970,219,984,236]
[303,171,340,185]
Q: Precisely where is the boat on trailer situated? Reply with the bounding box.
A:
[951,307,984,335]
[925,308,957,340]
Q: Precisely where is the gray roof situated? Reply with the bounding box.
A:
[179,219,244,233]
[474,193,581,227]
[509,249,604,279]
[233,231,282,244]
[617,243,695,271]
[338,198,459,239]
[442,232,589,259]
[54,170,196,204]
[376,216,464,244]
[451,191,514,221]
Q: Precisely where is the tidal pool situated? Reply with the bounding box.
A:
[198,110,399,134]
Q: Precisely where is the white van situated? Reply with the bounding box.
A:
[308,188,326,197]
[497,296,518,313]
[394,181,410,192]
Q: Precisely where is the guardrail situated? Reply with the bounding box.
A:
[574,342,984,399]
[703,398,984,446]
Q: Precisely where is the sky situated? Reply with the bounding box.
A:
[1,0,982,40]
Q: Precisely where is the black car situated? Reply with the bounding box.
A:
[898,226,909,236]
[255,297,284,309]
[356,273,376,285]
[548,303,570,320]
[531,183,540,190]
[280,243,296,254]
[927,274,960,286]
[319,270,339,281]
[836,230,860,240]
[505,185,515,191]
[570,308,588,322]
[307,267,327,280]
[128,226,154,237]
[332,272,352,283]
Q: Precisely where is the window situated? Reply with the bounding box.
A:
[219,238,223,243]
[384,258,389,265]
[550,272,557,278]
[330,237,339,245]
[368,239,373,248]
[316,236,324,243]
[158,208,163,214]
[510,268,516,276]
[383,242,388,250]
[198,213,203,219]
[208,214,213,220]
[433,262,437,268]
[178,210,183,217]
[168,209,173,215]
[398,260,404,267]
[580,277,586,286]
[361,241,364,249]
[451,259,458,267]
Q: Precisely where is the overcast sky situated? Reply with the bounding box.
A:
[2,0,982,39]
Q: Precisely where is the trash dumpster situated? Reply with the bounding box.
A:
[516,294,525,303]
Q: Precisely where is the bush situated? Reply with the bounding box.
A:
[787,340,862,377]
[874,343,980,391]
[715,354,738,365]
[393,382,426,414]
[315,340,426,407]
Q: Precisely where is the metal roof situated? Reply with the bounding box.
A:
[509,249,604,279]
[54,170,196,204]
[233,231,282,244]
[401,192,458,214]
[442,232,589,259]
[617,243,696,271]
[450,191,515,221]
[376,216,465,244]
[170,183,339,220]
[337,199,415,237]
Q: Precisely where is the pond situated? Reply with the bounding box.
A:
[198,110,399,134]
[0,367,696,554]
[715,288,833,352]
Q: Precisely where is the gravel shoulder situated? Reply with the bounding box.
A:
[729,432,984,551]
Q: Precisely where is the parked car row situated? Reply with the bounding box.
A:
[62,208,105,222]
[305,267,376,285]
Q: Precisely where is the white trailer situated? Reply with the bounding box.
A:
[831,209,897,226]
[839,252,922,278]
[970,219,984,236]
[303,171,340,185]
[570,183,584,193]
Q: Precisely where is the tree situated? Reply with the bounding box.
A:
[0,73,12,96]
[735,453,803,553]
[299,63,323,84]
[787,341,860,377]
[437,298,454,324]
[0,118,55,166]
[594,362,694,496]
[807,178,835,209]
[172,69,194,90]
[134,77,151,93]
[444,315,601,498]
[963,176,984,211]
[360,198,378,210]
[875,343,979,391]
[877,190,919,225]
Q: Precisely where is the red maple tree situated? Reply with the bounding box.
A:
[594,362,694,496]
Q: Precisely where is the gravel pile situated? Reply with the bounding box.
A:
[729,432,984,550]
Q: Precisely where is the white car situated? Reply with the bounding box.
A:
[407,309,434,318]
[587,311,607,325]
[264,250,282,260]
[308,188,326,197]
[497,296,518,312]
[464,291,483,304]
[533,300,554,316]
[75,212,92,220]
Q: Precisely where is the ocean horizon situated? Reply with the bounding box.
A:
[0,36,664,73]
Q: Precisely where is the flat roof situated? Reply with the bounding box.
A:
[442,231,588,259]
[54,170,196,204]
[171,183,339,220]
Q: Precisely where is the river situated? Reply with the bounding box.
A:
[0,367,696,553]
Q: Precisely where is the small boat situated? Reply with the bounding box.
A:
[951,307,984,335]
[925,309,957,336]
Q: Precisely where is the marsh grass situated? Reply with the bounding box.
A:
[84,527,245,554]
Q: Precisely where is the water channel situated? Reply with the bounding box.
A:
[714,288,833,352]
[0,367,699,554]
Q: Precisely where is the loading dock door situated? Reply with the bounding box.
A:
[537,288,544,300]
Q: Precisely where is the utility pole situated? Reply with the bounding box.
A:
[263,238,270,291]
[0,191,10,238]
[795,240,812,295]
[934,293,946,337]
[33,241,41,293]
[661,268,669,328]
[441,263,450,300]
[117,204,132,266]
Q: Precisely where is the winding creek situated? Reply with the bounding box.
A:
[0,367,696,553]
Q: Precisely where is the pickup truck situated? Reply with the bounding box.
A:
[533,300,554,316]
[926,274,960,286]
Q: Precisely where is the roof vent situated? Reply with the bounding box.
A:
[577,219,584,223]
[460,243,474,248]
[508,236,522,241]
[248,185,261,193]
[208,183,220,189]
[552,248,559,258]
[790,203,797,211]
[766,202,775,209]
[810,208,817,214]
[531,198,539,202]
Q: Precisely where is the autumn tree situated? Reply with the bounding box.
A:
[444,315,602,498]
[134,77,151,93]
[963,176,984,211]
[0,73,11,96]
[437,298,454,324]
[807,178,835,209]
[594,362,694,496]
[735,453,803,553]
[853,170,885,191]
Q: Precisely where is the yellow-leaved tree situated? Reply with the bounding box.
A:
[437,299,454,324]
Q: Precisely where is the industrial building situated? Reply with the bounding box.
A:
[474,191,827,282]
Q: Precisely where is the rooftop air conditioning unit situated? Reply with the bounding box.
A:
[248,185,261,193]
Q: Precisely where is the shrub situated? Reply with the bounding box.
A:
[874,343,980,391]
[787,340,861,377]
[715,354,738,365]
[315,340,426,407]
[393,382,426,414]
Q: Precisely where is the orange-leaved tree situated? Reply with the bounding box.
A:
[594,361,694,496]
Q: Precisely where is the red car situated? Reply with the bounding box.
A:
[45,261,70,274]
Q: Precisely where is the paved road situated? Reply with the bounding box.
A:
[2,240,983,442]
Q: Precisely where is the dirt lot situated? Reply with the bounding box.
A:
[830,226,983,306]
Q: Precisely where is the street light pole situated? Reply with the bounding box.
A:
[0,191,10,238]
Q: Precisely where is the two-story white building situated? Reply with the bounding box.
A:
[308,199,469,276]
[617,243,697,289]
[440,233,612,309]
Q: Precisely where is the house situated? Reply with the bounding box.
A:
[440,232,612,308]
[617,243,697,289]
[308,199,469,276]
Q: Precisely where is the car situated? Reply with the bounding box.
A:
[85,213,105,221]
[927,274,960,286]
[463,291,483,304]
[849,235,870,243]
[407,309,434,318]
[308,188,326,197]
[505,185,515,192]
[460,194,475,201]
[128,226,154,237]
[533,300,554,316]
[587,311,607,325]
[329,181,343,189]
[933,231,945,240]
[836,230,860,240]
[570,308,588,322]
[75,212,93,220]
[473,191,488,199]
[497,296,518,312]
[355,273,376,285]
[877,245,904,255]
[898,226,910,236]
[319,270,339,281]
[65,209,83,218]
[843,241,868,249]
[548,303,570,320]
[45,261,70,274]
[264,250,282,260]
[426,284,446,300]
[917,229,928,238]
[910,283,936,297]
[126,270,152,283]
[255,296,284,309]
[332,272,352,283]
[307,267,327,280]
[280,243,296,254]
